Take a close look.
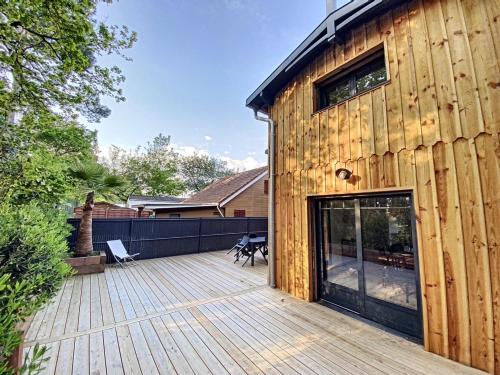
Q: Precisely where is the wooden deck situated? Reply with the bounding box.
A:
[25,251,484,375]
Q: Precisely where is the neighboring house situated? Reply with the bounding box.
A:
[152,166,268,218]
[247,1,499,374]
[73,202,151,218]
[127,195,184,208]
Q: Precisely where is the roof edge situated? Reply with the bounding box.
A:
[219,171,268,207]
[246,0,405,112]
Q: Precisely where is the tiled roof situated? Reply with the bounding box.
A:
[183,166,268,205]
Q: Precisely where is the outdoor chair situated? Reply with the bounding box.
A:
[228,235,250,256]
[236,236,267,267]
[236,244,257,266]
[107,240,140,267]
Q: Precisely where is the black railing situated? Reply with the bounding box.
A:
[67,217,268,263]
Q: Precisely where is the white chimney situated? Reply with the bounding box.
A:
[326,0,337,15]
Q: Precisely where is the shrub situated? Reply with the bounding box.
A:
[0,203,72,373]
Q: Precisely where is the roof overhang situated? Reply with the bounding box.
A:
[246,0,405,113]
[146,203,218,211]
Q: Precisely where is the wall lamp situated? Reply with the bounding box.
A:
[335,168,352,180]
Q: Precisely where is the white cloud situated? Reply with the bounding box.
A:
[247,151,256,156]
[172,144,209,157]
[175,146,266,172]
[204,135,212,141]
[220,156,265,172]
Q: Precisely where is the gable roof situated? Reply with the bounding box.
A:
[182,166,268,206]
[246,0,405,112]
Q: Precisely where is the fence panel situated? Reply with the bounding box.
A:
[67,217,267,263]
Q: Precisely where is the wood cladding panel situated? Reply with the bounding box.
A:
[268,0,499,373]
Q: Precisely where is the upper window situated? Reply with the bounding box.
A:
[264,180,269,195]
[316,50,387,111]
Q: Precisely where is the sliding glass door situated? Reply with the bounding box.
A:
[317,193,422,338]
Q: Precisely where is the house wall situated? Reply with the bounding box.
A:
[223,175,269,217]
[268,0,499,373]
[74,205,151,218]
[155,208,221,218]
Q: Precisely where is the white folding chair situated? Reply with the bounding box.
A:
[107,240,140,267]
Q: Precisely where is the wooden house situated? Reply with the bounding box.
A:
[152,166,269,218]
[246,0,499,373]
[73,202,152,218]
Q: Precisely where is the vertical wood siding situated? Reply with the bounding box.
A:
[268,0,500,373]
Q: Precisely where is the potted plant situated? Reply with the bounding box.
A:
[66,162,126,274]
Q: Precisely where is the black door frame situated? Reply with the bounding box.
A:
[312,190,424,340]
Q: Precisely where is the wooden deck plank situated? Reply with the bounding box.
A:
[104,268,126,323]
[78,276,91,332]
[160,313,211,375]
[139,319,177,375]
[127,322,160,375]
[170,310,231,374]
[26,251,484,375]
[102,328,124,375]
[188,307,264,375]
[97,272,115,326]
[115,325,142,375]
[72,334,89,375]
[50,277,75,337]
[110,267,138,321]
[90,274,103,329]
[195,304,281,375]
[89,331,106,375]
[65,277,83,334]
[54,338,74,375]
[149,316,195,375]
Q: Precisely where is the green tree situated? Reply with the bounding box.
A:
[0,1,136,372]
[105,134,185,196]
[0,0,137,122]
[179,153,234,192]
[0,110,97,205]
[70,161,126,257]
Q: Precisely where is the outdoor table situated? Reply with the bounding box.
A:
[249,236,266,266]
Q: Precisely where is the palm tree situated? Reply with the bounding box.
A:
[70,162,126,257]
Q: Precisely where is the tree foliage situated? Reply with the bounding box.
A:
[0,203,72,374]
[0,0,137,121]
[0,1,136,371]
[0,110,97,206]
[105,134,185,196]
[179,153,234,193]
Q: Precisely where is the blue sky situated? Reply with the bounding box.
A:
[90,0,325,170]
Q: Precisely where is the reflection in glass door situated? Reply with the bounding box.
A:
[317,193,422,338]
[320,199,359,311]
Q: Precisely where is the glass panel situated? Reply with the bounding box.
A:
[323,79,351,107]
[355,60,386,93]
[321,200,358,290]
[360,196,417,309]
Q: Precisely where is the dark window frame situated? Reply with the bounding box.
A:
[234,209,246,217]
[315,48,388,112]
[264,179,269,195]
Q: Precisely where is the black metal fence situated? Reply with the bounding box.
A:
[67,217,268,263]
